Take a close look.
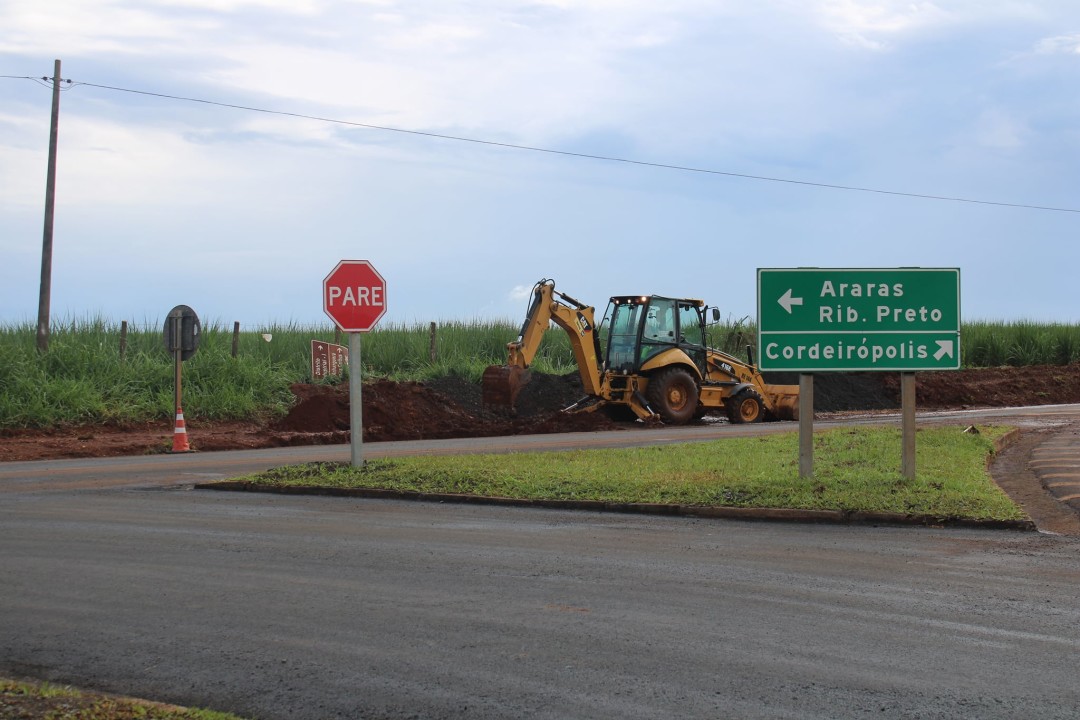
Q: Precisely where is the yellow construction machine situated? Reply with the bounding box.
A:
[482,278,799,424]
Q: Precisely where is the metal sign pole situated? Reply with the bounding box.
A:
[162,305,199,454]
[799,373,814,478]
[901,372,916,479]
[349,332,363,467]
[172,311,183,417]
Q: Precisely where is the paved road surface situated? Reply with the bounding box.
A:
[3,403,1077,495]
[3,407,1080,719]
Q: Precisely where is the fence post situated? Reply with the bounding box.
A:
[429,322,437,363]
[119,320,128,361]
[231,321,240,358]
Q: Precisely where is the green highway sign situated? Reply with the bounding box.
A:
[757,268,961,372]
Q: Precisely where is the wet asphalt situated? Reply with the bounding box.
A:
[1030,421,1080,515]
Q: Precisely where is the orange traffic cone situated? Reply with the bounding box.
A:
[169,407,192,453]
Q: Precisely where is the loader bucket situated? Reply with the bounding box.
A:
[481,365,531,410]
[765,385,800,421]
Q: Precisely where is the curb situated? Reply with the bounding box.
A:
[194,478,1037,532]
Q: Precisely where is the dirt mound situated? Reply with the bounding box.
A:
[763,372,897,412]
[4,364,1080,462]
[274,379,501,442]
[271,374,617,443]
[883,363,1080,408]
[214,362,1080,448]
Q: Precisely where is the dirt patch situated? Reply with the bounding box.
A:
[265,374,613,443]
[2,364,1080,463]
[884,364,1080,408]
[989,423,1080,536]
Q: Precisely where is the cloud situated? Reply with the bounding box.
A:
[1034,33,1080,55]
[32,115,251,209]
[810,0,951,50]
[4,0,1080,327]
[0,0,207,55]
[509,284,534,302]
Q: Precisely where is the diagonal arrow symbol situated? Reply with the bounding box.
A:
[778,288,804,314]
[934,340,954,361]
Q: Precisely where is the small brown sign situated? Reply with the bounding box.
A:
[310,340,349,380]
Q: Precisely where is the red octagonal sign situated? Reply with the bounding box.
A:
[323,260,387,332]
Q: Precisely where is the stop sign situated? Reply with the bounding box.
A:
[323,260,387,332]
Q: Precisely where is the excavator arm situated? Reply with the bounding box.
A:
[482,279,603,410]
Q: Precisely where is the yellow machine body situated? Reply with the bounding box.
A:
[482,279,798,425]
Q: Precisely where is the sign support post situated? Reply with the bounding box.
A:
[322,260,387,468]
[799,374,814,478]
[348,332,363,467]
[173,313,183,422]
[901,372,917,479]
[162,305,200,454]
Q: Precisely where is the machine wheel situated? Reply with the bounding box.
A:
[645,367,700,425]
[726,387,765,424]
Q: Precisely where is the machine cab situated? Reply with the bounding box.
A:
[600,295,708,374]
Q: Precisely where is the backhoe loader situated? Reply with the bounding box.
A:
[482,279,798,424]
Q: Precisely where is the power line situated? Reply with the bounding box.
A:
[2,74,75,90]
[6,74,1079,214]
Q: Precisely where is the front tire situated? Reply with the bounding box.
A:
[726,387,765,424]
[645,367,700,424]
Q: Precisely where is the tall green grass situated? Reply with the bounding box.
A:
[0,317,296,427]
[0,316,1076,429]
[962,320,1080,367]
[0,317,569,428]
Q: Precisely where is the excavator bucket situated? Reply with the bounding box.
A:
[765,384,800,421]
[481,365,531,410]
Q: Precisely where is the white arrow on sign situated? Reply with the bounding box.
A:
[777,288,804,314]
[934,340,955,361]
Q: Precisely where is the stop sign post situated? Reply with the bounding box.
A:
[323,260,387,467]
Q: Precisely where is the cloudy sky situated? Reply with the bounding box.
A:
[2,1,1079,331]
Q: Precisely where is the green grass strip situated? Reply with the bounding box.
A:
[0,677,248,720]
[236,425,1024,522]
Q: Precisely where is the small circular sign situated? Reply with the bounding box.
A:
[163,305,201,361]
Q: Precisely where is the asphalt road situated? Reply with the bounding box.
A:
[3,407,1080,719]
[2,403,1077,494]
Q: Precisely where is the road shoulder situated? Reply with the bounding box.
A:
[990,421,1080,536]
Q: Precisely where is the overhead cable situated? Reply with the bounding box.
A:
[5,74,1078,214]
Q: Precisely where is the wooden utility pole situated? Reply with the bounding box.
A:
[37,59,62,353]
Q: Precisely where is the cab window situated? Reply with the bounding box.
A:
[605,302,644,372]
[640,299,676,363]
[678,303,705,347]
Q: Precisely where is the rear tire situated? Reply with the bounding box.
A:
[726,387,765,424]
[645,367,700,425]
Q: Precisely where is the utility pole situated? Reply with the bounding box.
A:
[37,59,62,353]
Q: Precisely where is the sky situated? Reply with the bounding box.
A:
[2,0,1079,331]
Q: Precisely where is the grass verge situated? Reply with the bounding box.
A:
[231,425,1025,522]
[0,677,247,720]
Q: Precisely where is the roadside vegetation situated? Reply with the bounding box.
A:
[233,425,1025,522]
[0,677,247,720]
[1,316,1078,429]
